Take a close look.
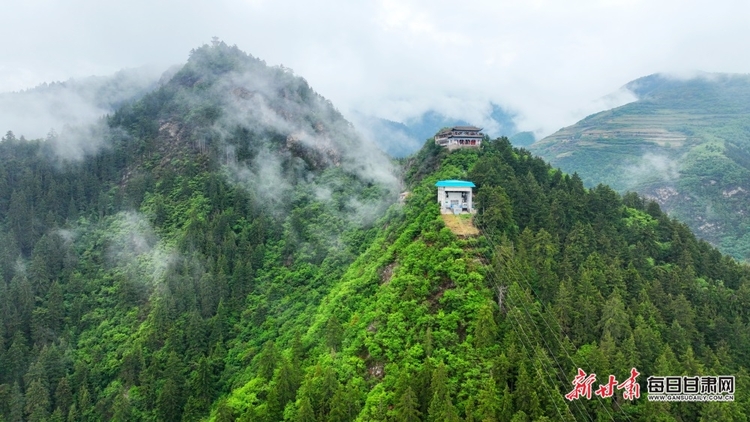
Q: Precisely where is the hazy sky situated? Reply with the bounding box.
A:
[2,0,750,137]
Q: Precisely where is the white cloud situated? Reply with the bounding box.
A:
[106,211,178,286]
[1,0,749,138]
[0,66,162,141]
[623,153,681,188]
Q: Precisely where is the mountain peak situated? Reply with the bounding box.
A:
[108,43,397,193]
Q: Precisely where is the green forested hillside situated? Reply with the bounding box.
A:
[0,42,396,421]
[222,139,748,422]
[530,73,750,261]
[0,45,749,422]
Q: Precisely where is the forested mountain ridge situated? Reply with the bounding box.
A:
[0,42,748,422]
[0,41,397,421]
[217,139,749,421]
[530,72,750,261]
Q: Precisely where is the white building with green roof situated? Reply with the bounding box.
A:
[436,180,475,214]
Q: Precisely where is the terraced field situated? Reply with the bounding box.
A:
[531,73,750,260]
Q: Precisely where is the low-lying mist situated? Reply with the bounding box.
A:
[0,65,164,141]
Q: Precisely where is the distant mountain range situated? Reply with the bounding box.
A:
[531,72,750,260]
[352,103,532,157]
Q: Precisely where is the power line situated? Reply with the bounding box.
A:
[480,242,590,422]
[477,224,632,422]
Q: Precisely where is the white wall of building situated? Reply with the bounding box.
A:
[437,186,473,212]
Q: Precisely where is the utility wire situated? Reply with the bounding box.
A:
[480,243,590,422]
[477,224,630,422]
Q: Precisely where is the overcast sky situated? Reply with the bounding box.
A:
[2,0,750,138]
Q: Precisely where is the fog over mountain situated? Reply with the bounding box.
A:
[3,0,750,140]
[0,66,165,140]
[0,40,749,422]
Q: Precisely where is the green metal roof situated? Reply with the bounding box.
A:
[435,180,476,188]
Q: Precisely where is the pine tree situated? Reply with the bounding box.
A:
[572,261,604,346]
[21,362,43,396]
[424,327,434,357]
[513,365,541,421]
[561,222,595,276]
[49,407,65,422]
[273,356,302,413]
[633,315,663,376]
[328,383,349,422]
[654,345,682,378]
[257,340,278,380]
[554,278,576,337]
[443,399,461,422]
[6,332,29,387]
[193,354,215,406]
[373,393,388,422]
[111,387,133,422]
[393,386,421,422]
[119,347,143,387]
[182,396,207,422]
[474,302,498,349]
[477,377,501,422]
[598,290,630,343]
[25,379,50,422]
[417,359,434,415]
[215,400,236,422]
[290,331,305,365]
[699,401,747,422]
[428,362,457,422]
[296,395,316,422]
[266,382,283,422]
[509,410,529,422]
[324,315,344,352]
[476,185,517,237]
[8,190,32,254]
[46,281,64,335]
[529,228,559,304]
[9,382,24,422]
[156,378,183,422]
[316,364,339,418]
[464,397,476,422]
[66,403,79,422]
[78,385,94,419]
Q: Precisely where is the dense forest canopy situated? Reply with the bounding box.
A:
[0,43,747,422]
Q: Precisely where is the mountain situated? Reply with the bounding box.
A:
[353,103,524,158]
[531,73,750,260]
[217,138,750,421]
[0,41,397,421]
[0,45,748,422]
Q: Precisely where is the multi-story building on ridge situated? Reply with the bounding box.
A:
[434,126,483,150]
